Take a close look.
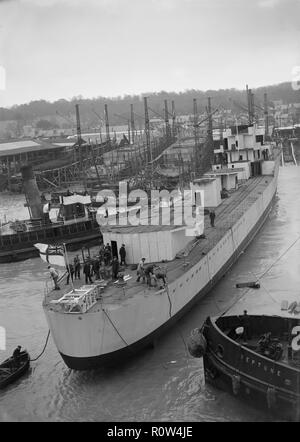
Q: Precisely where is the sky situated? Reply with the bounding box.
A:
[0,0,299,107]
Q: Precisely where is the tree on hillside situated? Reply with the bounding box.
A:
[36,119,59,130]
[0,81,299,127]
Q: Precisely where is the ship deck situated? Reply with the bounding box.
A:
[44,174,274,311]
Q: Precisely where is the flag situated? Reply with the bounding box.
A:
[34,243,66,267]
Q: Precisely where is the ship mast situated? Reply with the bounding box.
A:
[172,100,176,138]
[144,97,151,163]
[193,98,199,172]
[75,103,83,171]
[104,104,111,145]
[264,92,269,139]
[130,104,135,145]
[164,99,171,143]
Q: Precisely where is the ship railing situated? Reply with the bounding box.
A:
[0,212,99,251]
[62,214,89,225]
[11,214,92,234]
[47,285,102,314]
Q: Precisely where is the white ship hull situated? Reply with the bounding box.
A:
[44,163,279,370]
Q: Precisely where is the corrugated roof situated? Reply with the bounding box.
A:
[102,224,184,234]
[206,168,243,175]
[0,139,64,158]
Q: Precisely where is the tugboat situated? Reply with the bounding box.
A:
[0,164,101,263]
[188,304,300,421]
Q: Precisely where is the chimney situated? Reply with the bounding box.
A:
[21,165,43,220]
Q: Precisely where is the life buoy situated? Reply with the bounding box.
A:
[187,328,207,358]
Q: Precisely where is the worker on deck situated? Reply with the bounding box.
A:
[112,257,120,280]
[119,244,126,266]
[48,265,60,290]
[83,259,93,284]
[92,257,100,280]
[104,244,112,266]
[209,210,216,227]
[136,258,146,283]
[144,264,157,287]
[66,263,75,285]
[155,267,167,289]
[74,255,81,280]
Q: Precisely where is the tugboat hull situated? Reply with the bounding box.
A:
[201,316,300,421]
[0,220,101,264]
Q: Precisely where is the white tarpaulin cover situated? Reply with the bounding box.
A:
[61,195,91,206]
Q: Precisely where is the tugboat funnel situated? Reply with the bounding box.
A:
[20,164,43,220]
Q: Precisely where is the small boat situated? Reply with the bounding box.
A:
[0,351,30,389]
[188,310,300,421]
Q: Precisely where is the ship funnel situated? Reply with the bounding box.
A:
[21,165,43,219]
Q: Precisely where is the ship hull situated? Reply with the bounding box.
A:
[203,353,299,421]
[58,193,276,370]
[202,315,300,421]
[44,158,279,370]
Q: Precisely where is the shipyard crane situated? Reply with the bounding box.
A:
[55,110,76,134]
[147,104,187,136]
[104,104,111,143]
[130,104,135,144]
[113,113,131,144]
[228,98,249,114]
[192,108,219,128]
[91,108,104,144]
[147,104,172,140]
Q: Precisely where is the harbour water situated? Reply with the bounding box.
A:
[0,166,299,422]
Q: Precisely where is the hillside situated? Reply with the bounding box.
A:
[0,81,299,133]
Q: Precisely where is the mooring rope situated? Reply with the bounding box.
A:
[30,330,51,362]
[221,234,300,317]
[102,308,130,348]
